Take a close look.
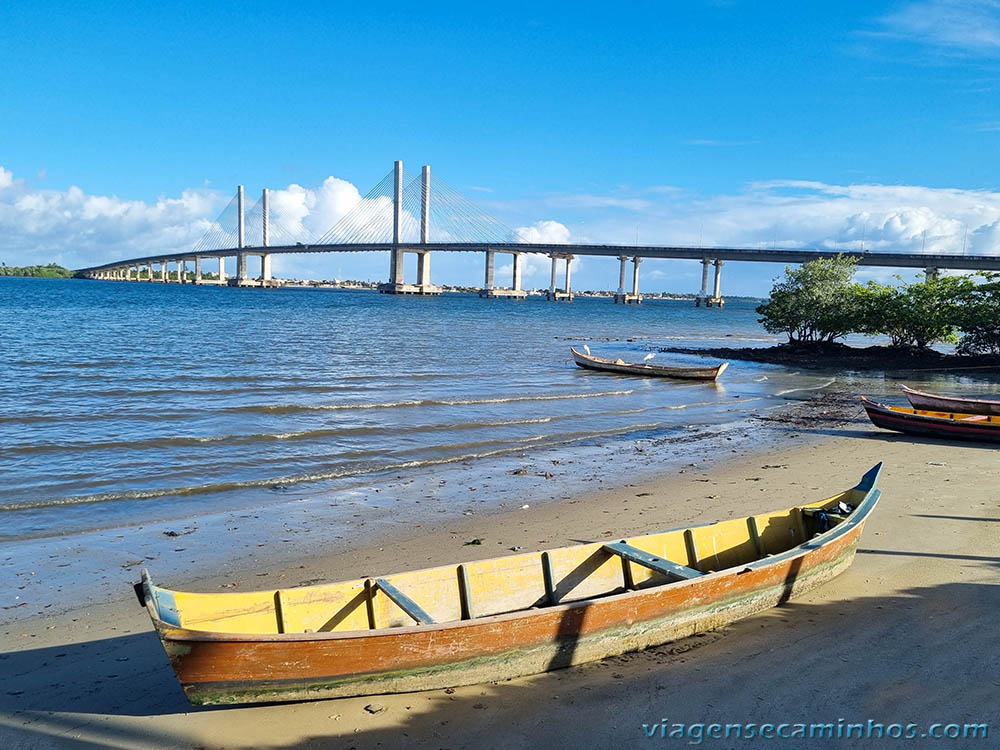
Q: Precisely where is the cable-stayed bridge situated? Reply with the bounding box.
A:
[77,161,1000,306]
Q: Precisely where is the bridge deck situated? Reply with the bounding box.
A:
[77,243,1000,274]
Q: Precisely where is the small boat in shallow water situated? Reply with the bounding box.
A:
[901,385,1000,417]
[862,396,1000,443]
[137,466,881,705]
[570,347,728,380]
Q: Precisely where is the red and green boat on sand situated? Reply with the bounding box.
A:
[862,396,1000,443]
[901,385,1000,417]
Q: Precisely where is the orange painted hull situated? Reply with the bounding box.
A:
[150,512,872,705]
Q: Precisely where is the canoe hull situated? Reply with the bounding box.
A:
[902,385,1000,416]
[863,397,1000,444]
[153,515,870,705]
[570,348,727,380]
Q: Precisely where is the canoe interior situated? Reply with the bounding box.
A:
[868,400,1000,425]
[146,480,875,637]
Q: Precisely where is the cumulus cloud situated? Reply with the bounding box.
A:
[0,168,225,269]
[0,166,366,269]
[560,180,1000,257]
[515,219,571,244]
[268,176,362,240]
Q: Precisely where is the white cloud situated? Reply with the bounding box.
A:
[269,176,362,240]
[0,168,225,268]
[0,166,367,269]
[542,195,651,211]
[515,219,571,244]
[874,0,1000,56]
[563,180,1000,257]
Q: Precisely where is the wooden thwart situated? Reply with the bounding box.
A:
[372,578,436,625]
[603,542,703,582]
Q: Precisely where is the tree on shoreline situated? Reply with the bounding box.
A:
[957,273,1000,355]
[757,257,996,352]
[0,263,73,278]
[855,276,974,350]
[755,255,861,344]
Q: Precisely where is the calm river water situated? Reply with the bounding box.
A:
[0,277,907,542]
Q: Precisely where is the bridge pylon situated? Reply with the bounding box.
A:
[379,161,442,296]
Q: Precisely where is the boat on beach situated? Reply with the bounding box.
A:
[570,347,728,380]
[136,465,882,706]
[901,385,1000,416]
[861,396,1000,443]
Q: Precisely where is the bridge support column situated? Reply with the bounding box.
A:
[125,266,133,281]
[614,255,629,303]
[261,254,272,285]
[218,257,227,284]
[696,258,712,306]
[416,251,438,293]
[707,260,725,307]
[417,252,428,285]
[479,250,525,299]
[236,252,249,285]
[194,257,202,284]
[161,260,168,282]
[179,260,186,284]
[615,255,642,303]
[925,266,940,282]
[479,250,495,297]
[549,255,573,300]
[147,264,153,282]
[512,253,524,295]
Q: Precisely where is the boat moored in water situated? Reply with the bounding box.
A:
[137,465,882,705]
[901,385,1000,417]
[570,347,728,380]
[862,396,1000,443]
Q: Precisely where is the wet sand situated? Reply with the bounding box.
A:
[3,418,999,748]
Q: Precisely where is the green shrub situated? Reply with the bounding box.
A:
[756,255,862,343]
[856,276,974,350]
[957,274,1000,355]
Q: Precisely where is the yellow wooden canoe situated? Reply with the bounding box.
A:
[137,464,881,705]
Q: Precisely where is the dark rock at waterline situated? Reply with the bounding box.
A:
[660,342,1000,373]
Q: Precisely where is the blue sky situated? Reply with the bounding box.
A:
[3,1,1000,293]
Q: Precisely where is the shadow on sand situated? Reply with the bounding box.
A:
[5,545,999,749]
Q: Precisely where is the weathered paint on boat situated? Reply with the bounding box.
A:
[862,396,1000,444]
[902,385,1000,417]
[570,347,728,380]
[138,465,881,705]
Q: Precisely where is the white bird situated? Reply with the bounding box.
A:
[583,344,591,355]
[643,353,656,361]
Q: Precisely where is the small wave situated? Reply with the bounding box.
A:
[775,378,836,396]
[0,421,669,514]
[233,389,636,414]
[3,416,559,456]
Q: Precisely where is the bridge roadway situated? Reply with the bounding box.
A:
[76,243,1000,307]
[78,242,1000,272]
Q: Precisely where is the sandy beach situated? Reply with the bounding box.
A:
[3,407,999,749]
